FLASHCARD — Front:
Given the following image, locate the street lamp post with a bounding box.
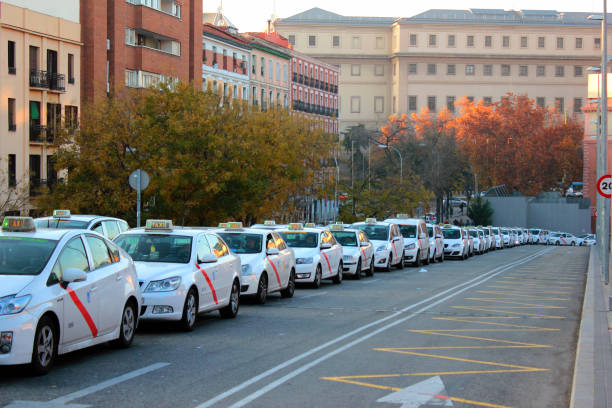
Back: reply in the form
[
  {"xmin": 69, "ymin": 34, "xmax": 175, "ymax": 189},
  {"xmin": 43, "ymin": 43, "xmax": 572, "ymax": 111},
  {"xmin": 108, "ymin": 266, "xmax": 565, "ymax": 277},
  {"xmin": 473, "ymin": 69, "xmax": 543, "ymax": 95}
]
[
  {"xmin": 377, "ymin": 144, "xmax": 403, "ymax": 184},
  {"xmin": 588, "ymin": 65, "xmax": 604, "ymax": 259}
]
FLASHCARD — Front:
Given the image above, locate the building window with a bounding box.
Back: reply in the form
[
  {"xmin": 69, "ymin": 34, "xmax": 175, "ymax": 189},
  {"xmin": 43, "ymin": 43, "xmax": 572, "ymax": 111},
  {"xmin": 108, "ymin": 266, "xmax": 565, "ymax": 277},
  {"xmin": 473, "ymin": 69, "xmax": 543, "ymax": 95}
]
[
  {"xmin": 429, "ymin": 34, "xmax": 437, "ymax": 46},
  {"xmin": 276, "ymin": 61, "xmax": 280, "ymax": 80},
  {"xmin": 8, "ymin": 154, "xmax": 16, "ymax": 188},
  {"xmin": 427, "ymin": 64, "xmax": 436, "ymax": 75},
  {"xmin": 446, "ymin": 96, "xmax": 456, "ymax": 112},
  {"xmin": 351, "ymin": 64, "xmax": 361, "ymax": 76},
  {"xmin": 448, "ymin": 35, "xmax": 455, "ymax": 47},
  {"xmin": 485, "ymin": 36, "xmax": 492, "ymax": 47},
  {"xmin": 483, "ymin": 96, "xmax": 492, "ymax": 105},
  {"xmin": 68, "ymin": 54, "xmax": 74, "ymax": 83},
  {"xmin": 252, "ymin": 55, "xmax": 256, "ymax": 74},
  {"xmin": 376, "ymin": 37, "xmax": 384, "ymax": 49},
  {"xmin": 8, "ymin": 41, "xmax": 16, "ymax": 74},
  {"xmin": 374, "ymin": 64, "xmax": 384, "ymax": 76},
  {"xmin": 350, "ymin": 96, "xmax": 361, "ymax": 113},
  {"xmin": 8, "ymin": 98, "xmax": 16, "ymax": 131},
  {"xmin": 536, "ymin": 97, "xmax": 545, "ymax": 107},
  {"xmin": 555, "ymin": 66, "xmax": 564, "ymax": 77},
  {"xmin": 466, "ymin": 35, "xmax": 474, "ymax": 47},
  {"xmin": 269, "ymin": 59, "xmax": 273, "ymax": 79},
  {"xmin": 519, "ymin": 65, "xmax": 528, "ymax": 76},
  {"xmin": 484, "ymin": 64, "xmax": 493, "ymax": 76},
  {"xmin": 125, "ymin": 28, "xmax": 136, "ymax": 45},
  {"xmin": 555, "ymin": 97, "xmax": 564, "ymax": 112},
  {"xmin": 576, "ymin": 37, "xmax": 583, "ymax": 49},
  {"xmin": 65, "ymin": 105, "xmax": 78, "ymax": 129},
  {"xmin": 502, "ymin": 36, "xmax": 510, "ymax": 48},
  {"xmin": 595, "ymin": 38, "xmax": 601, "ymax": 49},
  {"xmin": 538, "ymin": 36, "xmax": 545, "ymax": 48},
  {"xmin": 409, "ymin": 34, "xmax": 417, "ymax": 46},
  {"xmin": 374, "ymin": 96, "xmax": 384, "ymax": 113},
  {"xmin": 283, "ymin": 64, "xmax": 287, "ymax": 82},
  {"xmin": 427, "ymin": 96, "xmax": 436, "ymax": 111},
  {"xmin": 465, "ymin": 64, "xmax": 475, "ymax": 75},
  {"xmin": 574, "ymin": 98, "xmax": 583, "ymax": 113},
  {"xmin": 574, "ymin": 66, "xmax": 583, "ymax": 77},
  {"xmin": 309, "ymin": 35, "xmax": 316, "ymax": 47},
  {"xmin": 261, "ymin": 57, "xmax": 265, "ymax": 76},
  {"xmin": 447, "ymin": 64, "xmax": 456, "ymax": 75},
  {"xmin": 408, "ymin": 95, "xmax": 417, "ymax": 111},
  {"xmin": 520, "ymin": 36, "xmax": 528, "ymax": 48},
  {"xmin": 288, "ymin": 35, "xmax": 295, "ymax": 46},
  {"xmin": 332, "ymin": 35, "xmax": 340, "ymax": 47},
  {"xmin": 125, "ymin": 69, "xmax": 139, "ymax": 87},
  {"xmin": 556, "ymin": 37, "xmax": 564, "ymax": 49},
  {"xmin": 252, "ymin": 86, "xmax": 257, "ymax": 104},
  {"xmin": 501, "ymin": 64, "xmax": 510, "ymax": 76},
  {"xmin": 351, "ymin": 36, "xmax": 361, "ymax": 49},
  {"xmin": 537, "ymin": 65, "xmax": 545, "ymax": 77},
  {"xmin": 408, "ymin": 63, "xmax": 417, "ymax": 74}
]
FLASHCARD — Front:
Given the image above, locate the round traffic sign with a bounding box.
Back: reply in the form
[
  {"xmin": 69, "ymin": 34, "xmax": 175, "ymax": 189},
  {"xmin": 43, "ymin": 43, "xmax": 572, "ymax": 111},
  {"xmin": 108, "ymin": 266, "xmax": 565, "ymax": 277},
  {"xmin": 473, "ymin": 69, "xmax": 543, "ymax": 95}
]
[
  {"xmin": 129, "ymin": 169, "xmax": 150, "ymax": 191},
  {"xmin": 596, "ymin": 174, "xmax": 612, "ymax": 198}
]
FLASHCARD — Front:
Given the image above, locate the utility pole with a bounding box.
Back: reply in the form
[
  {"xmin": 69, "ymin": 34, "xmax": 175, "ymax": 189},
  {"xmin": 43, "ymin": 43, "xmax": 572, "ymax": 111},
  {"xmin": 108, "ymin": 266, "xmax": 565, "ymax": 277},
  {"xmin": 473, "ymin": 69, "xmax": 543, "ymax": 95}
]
[{"xmin": 604, "ymin": 1, "xmax": 610, "ymax": 284}]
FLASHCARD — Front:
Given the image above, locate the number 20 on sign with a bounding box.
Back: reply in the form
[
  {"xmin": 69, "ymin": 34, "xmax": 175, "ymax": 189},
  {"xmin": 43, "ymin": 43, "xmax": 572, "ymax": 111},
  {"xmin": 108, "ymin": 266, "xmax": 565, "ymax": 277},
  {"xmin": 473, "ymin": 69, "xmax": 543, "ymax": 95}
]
[{"xmin": 597, "ymin": 174, "xmax": 612, "ymax": 198}]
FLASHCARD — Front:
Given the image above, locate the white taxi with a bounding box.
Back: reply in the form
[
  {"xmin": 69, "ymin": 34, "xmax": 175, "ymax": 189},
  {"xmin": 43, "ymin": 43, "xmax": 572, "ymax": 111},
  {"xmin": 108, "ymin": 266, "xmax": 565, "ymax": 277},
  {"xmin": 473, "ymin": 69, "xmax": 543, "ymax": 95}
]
[
  {"xmin": 278, "ymin": 223, "xmax": 343, "ymax": 288},
  {"xmin": 468, "ymin": 229, "xmax": 485, "ymax": 255},
  {"xmin": 216, "ymin": 223, "xmax": 296, "ymax": 304},
  {"xmin": 426, "ymin": 223, "xmax": 444, "ymax": 263},
  {"xmin": 114, "ymin": 220, "xmax": 241, "ymax": 331},
  {"xmin": 492, "ymin": 227, "xmax": 503, "ymax": 249},
  {"xmin": 548, "ymin": 232, "xmax": 577, "ymax": 246},
  {"xmin": 442, "ymin": 225, "xmax": 469, "ymax": 259},
  {"xmin": 353, "ymin": 218, "xmax": 405, "ymax": 270},
  {"xmin": 250, "ymin": 220, "xmax": 287, "ymax": 231},
  {"xmin": 327, "ymin": 224, "xmax": 374, "ymax": 279},
  {"xmin": 35, "ymin": 210, "xmax": 130, "ymax": 240},
  {"xmin": 0, "ymin": 217, "xmax": 141, "ymax": 374},
  {"xmin": 383, "ymin": 215, "xmax": 428, "ymax": 267}
]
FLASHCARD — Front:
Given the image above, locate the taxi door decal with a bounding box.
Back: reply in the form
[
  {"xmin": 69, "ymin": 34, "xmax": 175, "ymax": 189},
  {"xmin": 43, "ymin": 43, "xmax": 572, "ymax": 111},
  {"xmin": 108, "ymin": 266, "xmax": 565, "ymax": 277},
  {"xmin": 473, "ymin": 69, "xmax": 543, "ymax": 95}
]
[
  {"xmin": 321, "ymin": 252, "xmax": 333, "ymax": 275},
  {"xmin": 64, "ymin": 287, "xmax": 98, "ymax": 338},
  {"xmin": 266, "ymin": 257, "xmax": 282, "ymax": 287},
  {"xmin": 195, "ymin": 264, "xmax": 218, "ymax": 304},
  {"xmin": 390, "ymin": 241, "xmax": 398, "ymax": 259},
  {"xmin": 360, "ymin": 247, "xmax": 367, "ymax": 265},
  {"xmin": 560, "ymin": 237, "xmax": 567, "ymax": 245}
]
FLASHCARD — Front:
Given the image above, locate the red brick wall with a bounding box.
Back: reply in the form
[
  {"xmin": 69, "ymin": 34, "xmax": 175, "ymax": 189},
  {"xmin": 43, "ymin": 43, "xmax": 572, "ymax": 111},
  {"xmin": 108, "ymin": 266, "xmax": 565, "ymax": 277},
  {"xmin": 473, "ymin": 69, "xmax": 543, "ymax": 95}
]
[{"xmin": 80, "ymin": 0, "xmax": 108, "ymax": 105}]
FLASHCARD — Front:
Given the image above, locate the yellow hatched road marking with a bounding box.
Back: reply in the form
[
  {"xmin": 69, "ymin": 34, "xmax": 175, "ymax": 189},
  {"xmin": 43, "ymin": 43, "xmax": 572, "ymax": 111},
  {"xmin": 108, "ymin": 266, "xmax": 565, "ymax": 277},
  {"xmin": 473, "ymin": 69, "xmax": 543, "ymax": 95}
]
[
  {"xmin": 451, "ymin": 305, "xmax": 565, "ymax": 318},
  {"xmin": 432, "ymin": 316, "xmax": 559, "ymax": 330},
  {"xmin": 476, "ymin": 291, "xmax": 569, "ymax": 300},
  {"xmin": 463, "ymin": 298, "xmax": 567, "ymax": 308},
  {"xmin": 486, "ymin": 286, "xmax": 570, "ymax": 294}
]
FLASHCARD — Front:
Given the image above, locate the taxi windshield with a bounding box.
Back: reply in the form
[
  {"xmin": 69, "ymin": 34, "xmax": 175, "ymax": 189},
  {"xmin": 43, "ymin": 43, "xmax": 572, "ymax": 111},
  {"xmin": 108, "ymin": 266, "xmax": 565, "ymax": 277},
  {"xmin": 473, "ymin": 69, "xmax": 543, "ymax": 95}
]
[
  {"xmin": 353, "ymin": 225, "xmax": 389, "ymax": 241},
  {"xmin": 398, "ymin": 225, "xmax": 417, "ymax": 239},
  {"xmin": 550, "ymin": 232, "xmax": 561, "ymax": 237},
  {"xmin": 0, "ymin": 236, "xmax": 58, "ymax": 275},
  {"xmin": 427, "ymin": 227, "xmax": 433, "ymax": 237},
  {"xmin": 279, "ymin": 232, "xmax": 318, "ymax": 248},
  {"xmin": 218, "ymin": 233, "xmax": 262, "ymax": 254},
  {"xmin": 35, "ymin": 218, "xmax": 89, "ymax": 229},
  {"xmin": 330, "ymin": 231, "xmax": 357, "ymax": 246},
  {"xmin": 501, "ymin": 229, "xmax": 508, "ymax": 234},
  {"xmin": 530, "ymin": 229, "xmax": 540, "ymax": 234},
  {"xmin": 114, "ymin": 234, "xmax": 192, "ymax": 263},
  {"xmin": 468, "ymin": 230, "xmax": 479, "ymax": 238},
  {"xmin": 442, "ymin": 229, "xmax": 461, "ymax": 239}
]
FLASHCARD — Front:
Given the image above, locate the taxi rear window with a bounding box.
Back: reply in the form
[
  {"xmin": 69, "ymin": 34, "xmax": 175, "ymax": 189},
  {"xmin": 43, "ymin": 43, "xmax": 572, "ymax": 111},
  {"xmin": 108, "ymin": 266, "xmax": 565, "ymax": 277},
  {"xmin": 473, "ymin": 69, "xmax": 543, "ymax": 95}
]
[
  {"xmin": 218, "ymin": 233, "xmax": 262, "ymax": 254},
  {"xmin": 330, "ymin": 231, "xmax": 357, "ymax": 246},
  {"xmin": 468, "ymin": 230, "xmax": 479, "ymax": 238},
  {"xmin": 0, "ymin": 236, "xmax": 58, "ymax": 275},
  {"xmin": 114, "ymin": 234, "xmax": 193, "ymax": 263},
  {"xmin": 398, "ymin": 225, "xmax": 416, "ymax": 239},
  {"xmin": 35, "ymin": 219, "xmax": 90, "ymax": 229},
  {"xmin": 278, "ymin": 232, "xmax": 318, "ymax": 248}
]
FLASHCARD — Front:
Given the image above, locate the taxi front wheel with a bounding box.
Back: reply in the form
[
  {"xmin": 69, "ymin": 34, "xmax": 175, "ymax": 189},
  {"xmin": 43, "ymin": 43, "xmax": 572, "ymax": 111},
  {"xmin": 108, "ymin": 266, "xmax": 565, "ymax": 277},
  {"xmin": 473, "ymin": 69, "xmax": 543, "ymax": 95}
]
[
  {"xmin": 312, "ymin": 265, "xmax": 323, "ymax": 289},
  {"xmin": 220, "ymin": 280, "xmax": 240, "ymax": 318},
  {"xmin": 31, "ymin": 315, "xmax": 57, "ymax": 375},
  {"xmin": 332, "ymin": 263, "xmax": 343, "ymax": 284},
  {"xmin": 180, "ymin": 288, "xmax": 198, "ymax": 331},
  {"xmin": 112, "ymin": 301, "xmax": 137, "ymax": 348},
  {"xmin": 281, "ymin": 270, "xmax": 295, "ymax": 298}
]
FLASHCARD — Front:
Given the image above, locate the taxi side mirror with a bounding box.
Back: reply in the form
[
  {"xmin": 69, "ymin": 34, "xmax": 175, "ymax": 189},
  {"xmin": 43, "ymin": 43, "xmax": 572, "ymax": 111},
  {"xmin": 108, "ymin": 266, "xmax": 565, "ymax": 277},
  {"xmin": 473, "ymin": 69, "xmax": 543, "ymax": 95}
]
[
  {"xmin": 198, "ymin": 254, "xmax": 218, "ymax": 264},
  {"xmin": 360, "ymin": 242, "xmax": 369, "ymax": 247},
  {"xmin": 419, "ymin": 233, "xmax": 427, "ymax": 239},
  {"xmin": 320, "ymin": 243, "xmax": 332, "ymax": 250},
  {"xmin": 63, "ymin": 268, "xmax": 87, "ymax": 284},
  {"xmin": 266, "ymin": 247, "xmax": 280, "ymax": 256}
]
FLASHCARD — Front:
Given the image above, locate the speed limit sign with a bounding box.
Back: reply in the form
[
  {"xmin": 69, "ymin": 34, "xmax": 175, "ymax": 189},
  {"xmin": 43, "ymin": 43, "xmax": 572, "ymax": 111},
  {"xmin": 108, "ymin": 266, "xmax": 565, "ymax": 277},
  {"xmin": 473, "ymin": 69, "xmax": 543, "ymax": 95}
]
[{"xmin": 597, "ymin": 174, "xmax": 612, "ymax": 198}]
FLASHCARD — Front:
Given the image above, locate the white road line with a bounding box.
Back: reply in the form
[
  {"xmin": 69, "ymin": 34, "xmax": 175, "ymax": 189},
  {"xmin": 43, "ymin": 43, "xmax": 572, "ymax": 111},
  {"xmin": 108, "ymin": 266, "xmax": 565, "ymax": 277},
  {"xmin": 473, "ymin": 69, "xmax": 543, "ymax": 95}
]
[
  {"xmin": 361, "ymin": 279, "xmax": 380, "ymax": 284},
  {"xmin": 196, "ymin": 248, "xmax": 550, "ymax": 408},
  {"xmin": 226, "ymin": 249, "xmax": 552, "ymax": 408},
  {"xmin": 50, "ymin": 362, "xmax": 170, "ymax": 405},
  {"xmin": 298, "ymin": 292, "xmax": 328, "ymax": 299}
]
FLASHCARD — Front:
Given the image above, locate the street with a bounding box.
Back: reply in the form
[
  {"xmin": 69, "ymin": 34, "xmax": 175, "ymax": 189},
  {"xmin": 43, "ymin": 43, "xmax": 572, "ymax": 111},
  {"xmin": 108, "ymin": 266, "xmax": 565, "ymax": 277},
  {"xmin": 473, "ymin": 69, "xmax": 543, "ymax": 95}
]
[{"xmin": 1, "ymin": 245, "xmax": 588, "ymax": 408}]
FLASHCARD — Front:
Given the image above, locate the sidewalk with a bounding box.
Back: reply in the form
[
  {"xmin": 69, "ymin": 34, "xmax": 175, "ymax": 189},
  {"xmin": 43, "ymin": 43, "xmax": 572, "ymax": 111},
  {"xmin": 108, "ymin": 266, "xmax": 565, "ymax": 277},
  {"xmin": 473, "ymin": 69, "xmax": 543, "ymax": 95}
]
[{"xmin": 570, "ymin": 248, "xmax": 612, "ymax": 408}]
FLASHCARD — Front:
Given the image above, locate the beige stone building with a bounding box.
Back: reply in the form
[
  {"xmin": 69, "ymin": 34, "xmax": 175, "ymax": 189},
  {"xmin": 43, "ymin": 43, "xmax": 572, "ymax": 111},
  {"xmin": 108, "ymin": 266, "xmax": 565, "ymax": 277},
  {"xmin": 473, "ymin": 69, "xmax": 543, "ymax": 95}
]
[
  {"xmin": 0, "ymin": 0, "xmax": 81, "ymax": 214},
  {"xmin": 274, "ymin": 8, "xmax": 607, "ymax": 133}
]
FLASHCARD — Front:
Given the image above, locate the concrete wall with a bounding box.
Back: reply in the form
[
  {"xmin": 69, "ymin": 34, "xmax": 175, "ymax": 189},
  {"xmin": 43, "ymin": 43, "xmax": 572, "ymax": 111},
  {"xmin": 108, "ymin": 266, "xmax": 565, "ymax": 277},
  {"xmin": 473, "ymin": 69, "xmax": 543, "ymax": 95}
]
[
  {"xmin": 2, "ymin": 0, "xmax": 80, "ymax": 23},
  {"xmin": 486, "ymin": 197, "xmax": 529, "ymax": 228}
]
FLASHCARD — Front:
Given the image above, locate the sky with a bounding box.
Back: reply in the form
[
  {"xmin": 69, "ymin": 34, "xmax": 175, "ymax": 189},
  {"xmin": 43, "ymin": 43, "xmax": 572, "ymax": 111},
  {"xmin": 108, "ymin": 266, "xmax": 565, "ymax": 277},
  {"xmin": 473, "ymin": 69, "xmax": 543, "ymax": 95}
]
[{"xmin": 203, "ymin": 0, "xmax": 608, "ymax": 33}]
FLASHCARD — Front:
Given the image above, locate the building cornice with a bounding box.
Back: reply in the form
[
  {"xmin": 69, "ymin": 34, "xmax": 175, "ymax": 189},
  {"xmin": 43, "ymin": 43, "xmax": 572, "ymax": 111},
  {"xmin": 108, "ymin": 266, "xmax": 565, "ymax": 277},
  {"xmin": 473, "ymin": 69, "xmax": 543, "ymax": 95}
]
[
  {"xmin": 202, "ymin": 31, "xmax": 252, "ymax": 51},
  {"xmin": 1, "ymin": 23, "xmax": 82, "ymax": 45}
]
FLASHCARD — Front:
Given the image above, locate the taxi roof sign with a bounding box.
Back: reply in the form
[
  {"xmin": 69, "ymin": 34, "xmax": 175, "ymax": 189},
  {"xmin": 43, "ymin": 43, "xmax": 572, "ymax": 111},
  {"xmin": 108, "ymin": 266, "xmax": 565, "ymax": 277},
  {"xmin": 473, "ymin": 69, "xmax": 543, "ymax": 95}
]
[
  {"xmin": 218, "ymin": 222, "xmax": 229, "ymax": 228},
  {"xmin": 288, "ymin": 223, "xmax": 304, "ymax": 230},
  {"xmin": 2, "ymin": 217, "xmax": 36, "ymax": 232},
  {"xmin": 328, "ymin": 224, "xmax": 344, "ymax": 231},
  {"xmin": 53, "ymin": 210, "xmax": 71, "ymax": 218},
  {"xmin": 145, "ymin": 219, "xmax": 173, "ymax": 231},
  {"xmin": 396, "ymin": 213, "xmax": 409, "ymax": 219},
  {"xmin": 263, "ymin": 220, "xmax": 276, "ymax": 225},
  {"xmin": 226, "ymin": 222, "xmax": 243, "ymax": 229},
  {"xmin": 365, "ymin": 218, "xmax": 377, "ymax": 224},
  {"xmin": 304, "ymin": 223, "xmax": 316, "ymax": 228}
]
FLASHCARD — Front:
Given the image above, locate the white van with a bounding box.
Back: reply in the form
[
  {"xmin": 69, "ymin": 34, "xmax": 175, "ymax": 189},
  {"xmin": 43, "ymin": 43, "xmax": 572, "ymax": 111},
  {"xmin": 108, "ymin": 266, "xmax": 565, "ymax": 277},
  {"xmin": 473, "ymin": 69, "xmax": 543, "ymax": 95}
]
[{"xmin": 383, "ymin": 215, "xmax": 429, "ymax": 266}]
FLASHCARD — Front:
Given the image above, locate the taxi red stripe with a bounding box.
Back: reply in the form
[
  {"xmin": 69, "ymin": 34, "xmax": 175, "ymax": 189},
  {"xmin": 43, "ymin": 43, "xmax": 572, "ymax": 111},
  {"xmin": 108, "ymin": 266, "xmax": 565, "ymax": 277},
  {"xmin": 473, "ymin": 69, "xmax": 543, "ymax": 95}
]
[
  {"xmin": 321, "ymin": 252, "xmax": 333, "ymax": 275},
  {"xmin": 266, "ymin": 257, "xmax": 282, "ymax": 287},
  {"xmin": 391, "ymin": 241, "xmax": 398, "ymax": 259},
  {"xmin": 195, "ymin": 264, "xmax": 218, "ymax": 304},
  {"xmin": 65, "ymin": 287, "xmax": 98, "ymax": 338}
]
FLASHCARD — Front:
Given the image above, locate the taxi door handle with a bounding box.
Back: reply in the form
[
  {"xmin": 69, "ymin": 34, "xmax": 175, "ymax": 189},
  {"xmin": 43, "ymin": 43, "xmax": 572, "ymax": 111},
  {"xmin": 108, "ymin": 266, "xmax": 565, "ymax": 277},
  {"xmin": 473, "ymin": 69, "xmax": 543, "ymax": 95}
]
[
  {"xmin": 57, "ymin": 297, "xmax": 63, "ymax": 303},
  {"xmin": 90, "ymin": 286, "xmax": 98, "ymax": 293},
  {"xmin": 116, "ymin": 275, "xmax": 122, "ymax": 281}
]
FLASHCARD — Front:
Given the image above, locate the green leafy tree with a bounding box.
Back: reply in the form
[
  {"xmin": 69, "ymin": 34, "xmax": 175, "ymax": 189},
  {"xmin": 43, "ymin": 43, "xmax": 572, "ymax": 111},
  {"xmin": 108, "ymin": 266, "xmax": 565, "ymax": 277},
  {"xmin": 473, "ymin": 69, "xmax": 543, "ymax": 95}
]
[{"xmin": 467, "ymin": 196, "xmax": 494, "ymax": 225}]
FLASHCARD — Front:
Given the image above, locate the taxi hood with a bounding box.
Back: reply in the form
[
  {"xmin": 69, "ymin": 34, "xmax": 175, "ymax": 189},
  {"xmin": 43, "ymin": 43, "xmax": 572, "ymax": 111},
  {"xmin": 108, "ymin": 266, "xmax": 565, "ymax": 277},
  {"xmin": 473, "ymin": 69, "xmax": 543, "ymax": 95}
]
[
  {"xmin": 291, "ymin": 247, "xmax": 318, "ymax": 258},
  {"xmin": 0, "ymin": 275, "xmax": 36, "ymax": 297},
  {"xmin": 369, "ymin": 239, "xmax": 388, "ymax": 248},
  {"xmin": 133, "ymin": 262, "xmax": 189, "ymax": 282},
  {"xmin": 238, "ymin": 253, "xmax": 262, "ymax": 267}
]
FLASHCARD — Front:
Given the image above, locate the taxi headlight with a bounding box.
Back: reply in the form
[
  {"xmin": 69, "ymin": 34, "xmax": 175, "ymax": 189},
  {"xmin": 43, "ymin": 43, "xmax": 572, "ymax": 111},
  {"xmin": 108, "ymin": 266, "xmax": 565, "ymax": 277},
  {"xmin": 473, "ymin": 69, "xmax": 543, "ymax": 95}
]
[
  {"xmin": 406, "ymin": 243, "xmax": 416, "ymax": 250},
  {"xmin": 241, "ymin": 264, "xmax": 254, "ymax": 276},
  {"xmin": 145, "ymin": 277, "xmax": 181, "ymax": 292},
  {"xmin": 452, "ymin": 243, "xmax": 461, "ymax": 248},
  {"xmin": 296, "ymin": 257, "xmax": 313, "ymax": 264},
  {"xmin": 0, "ymin": 295, "xmax": 31, "ymax": 315},
  {"xmin": 376, "ymin": 245, "xmax": 386, "ymax": 252}
]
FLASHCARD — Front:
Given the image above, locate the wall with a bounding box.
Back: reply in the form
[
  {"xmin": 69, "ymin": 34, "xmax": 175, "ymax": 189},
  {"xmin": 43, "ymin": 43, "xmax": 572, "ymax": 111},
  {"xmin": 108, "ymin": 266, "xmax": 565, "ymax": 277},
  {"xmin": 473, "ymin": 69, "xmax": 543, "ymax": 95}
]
[{"xmin": 2, "ymin": 0, "xmax": 80, "ymax": 23}]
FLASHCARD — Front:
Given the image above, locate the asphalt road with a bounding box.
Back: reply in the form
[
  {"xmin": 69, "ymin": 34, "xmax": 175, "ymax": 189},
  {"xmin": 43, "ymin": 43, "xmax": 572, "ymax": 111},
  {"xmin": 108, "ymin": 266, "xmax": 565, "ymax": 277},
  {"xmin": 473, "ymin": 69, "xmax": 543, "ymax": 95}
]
[{"xmin": 1, "ymin": 245, "xmax": 588, "ymax": 408}]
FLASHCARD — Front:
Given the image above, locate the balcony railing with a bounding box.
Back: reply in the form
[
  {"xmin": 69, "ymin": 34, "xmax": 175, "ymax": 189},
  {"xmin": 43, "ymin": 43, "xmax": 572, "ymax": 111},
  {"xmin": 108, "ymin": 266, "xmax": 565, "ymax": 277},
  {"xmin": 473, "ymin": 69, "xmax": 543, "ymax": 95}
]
[
  {"xmin": 291, "ymin": 100, "xmax": 338, "ymax": 117},
  {"xmin": 299, "ymin": 74, "xmax": 304, "ymax": 84},
  {"xmin": 48, "ymin": 73, "xmax": 66, "ymax": 92},
  {"xmin": 293, "ymin": 72, "xmax": 298, "ymax": 82},
  {"xmin": 30, "ymin": 70, "xmax": 48, "ymax": 88},
  {"xmin": 29, "ymin": 125, "xmax": 54, "ymax": 143},
  {"xmin": 29, "ymin": 70, "xmax": 66, "ymax": 92}
]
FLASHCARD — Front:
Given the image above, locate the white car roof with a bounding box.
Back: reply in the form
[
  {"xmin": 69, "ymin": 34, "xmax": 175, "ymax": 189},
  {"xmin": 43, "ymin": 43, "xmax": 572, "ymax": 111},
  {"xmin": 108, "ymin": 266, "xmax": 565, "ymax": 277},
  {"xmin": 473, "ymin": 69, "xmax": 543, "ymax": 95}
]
[
  {"xmin": 278, "ymin": 227, "xmax": 323, "ymax": 233},
  {"xmin": 0, "ymin": 229, "xmax": 74, "ymax": 240},
  {"xmin": 383, "ymin": 218, "xmax": 422, "ymax": 224},
  {"xmin": 35, "ymin": 215, "xmax": 125, "ymax": 224},
  {"xmin": 119, "ymin": 227, "xmax": 205, "ymax": 237},
  {"xmin": 219, "ymin": 228, "xmax": 274, "ymax": 235}
]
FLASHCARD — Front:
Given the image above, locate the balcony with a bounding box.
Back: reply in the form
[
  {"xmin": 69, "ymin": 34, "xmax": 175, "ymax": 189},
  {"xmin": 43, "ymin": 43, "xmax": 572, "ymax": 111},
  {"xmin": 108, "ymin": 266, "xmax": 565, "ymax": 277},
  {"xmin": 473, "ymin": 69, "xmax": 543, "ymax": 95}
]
[
  {"xmin": 29, "ymin": 125, "xmax": 53, "ymax": 143},
  {"xmin": 48, "ymin": 73, "xmax": 66, "ymax": 92},
  {"xmin": 29, "ymin": 70, "xmax": 66, "ymax": 92},
  {"xmin": 315, "ymin": 79, "xmax": 319, "ymax": 89},
  {"xmin": 299, "ymin": 74, "xmax": 303, "ymax": 84},
  {"xmin": 293, "ymin": 72, "xmax": 298, "ymax": 82},
  {"xmin": 30, "ymin": 70, "xmax": 48, "ymax": 88},
  {"xmin": 310, "ymin": 78, "xmax": 315, "ymax": 87}
]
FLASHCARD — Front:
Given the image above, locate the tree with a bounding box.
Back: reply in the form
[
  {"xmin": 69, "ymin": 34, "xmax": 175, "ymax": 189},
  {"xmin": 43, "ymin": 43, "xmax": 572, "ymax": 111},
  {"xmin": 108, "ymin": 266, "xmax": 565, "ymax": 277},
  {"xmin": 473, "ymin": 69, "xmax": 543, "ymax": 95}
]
[
  {"xmin": 454, "ymin": 94, "xmax": 583, "ymax": 195},
  {"xmin": 468, "ymin": 196, "xmax": 494, "ymax": 225}
]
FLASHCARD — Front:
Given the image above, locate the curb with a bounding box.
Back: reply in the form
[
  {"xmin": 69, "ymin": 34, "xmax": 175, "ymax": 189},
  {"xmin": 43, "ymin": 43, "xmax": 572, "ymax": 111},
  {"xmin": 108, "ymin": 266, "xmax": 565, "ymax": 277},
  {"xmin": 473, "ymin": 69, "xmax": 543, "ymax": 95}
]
[{"xmin": 569, "ymin": 248, "xmax": 595, "ymax": 408}]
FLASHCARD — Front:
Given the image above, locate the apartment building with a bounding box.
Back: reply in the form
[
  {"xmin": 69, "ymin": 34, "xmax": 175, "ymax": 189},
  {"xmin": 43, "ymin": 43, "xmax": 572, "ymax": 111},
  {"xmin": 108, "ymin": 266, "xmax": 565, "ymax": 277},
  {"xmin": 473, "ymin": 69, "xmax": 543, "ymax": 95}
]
[
  {"xmin": 0, "ymin": 0, "xmax": 81, "ymax": 213},
  {"xmin": 274, "ymin": 8, "xmax": 606, "ymax": 132},
  {"xmin": 80, "ymin": 0, "xmax": 202, "ymax": 104}
]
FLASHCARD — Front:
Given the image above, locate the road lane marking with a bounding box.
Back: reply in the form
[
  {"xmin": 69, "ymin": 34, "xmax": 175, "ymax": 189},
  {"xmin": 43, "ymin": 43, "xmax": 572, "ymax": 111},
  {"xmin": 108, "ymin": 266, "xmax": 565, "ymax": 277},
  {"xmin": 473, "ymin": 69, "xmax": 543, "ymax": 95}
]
[
  {"xmin": 202, "ymin": 248, "xmax": 552, "ymax": 408},
  {"xmin": 463, "ymin": 298, "xmax": 567, "ymax": 308},
  {"xmin": 451, "ymin": 305, "xmax": 565, "ymax": 319},
  {"xmin": 476, "ymin": 291, "xmax": 569, "ymax": 300}
]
